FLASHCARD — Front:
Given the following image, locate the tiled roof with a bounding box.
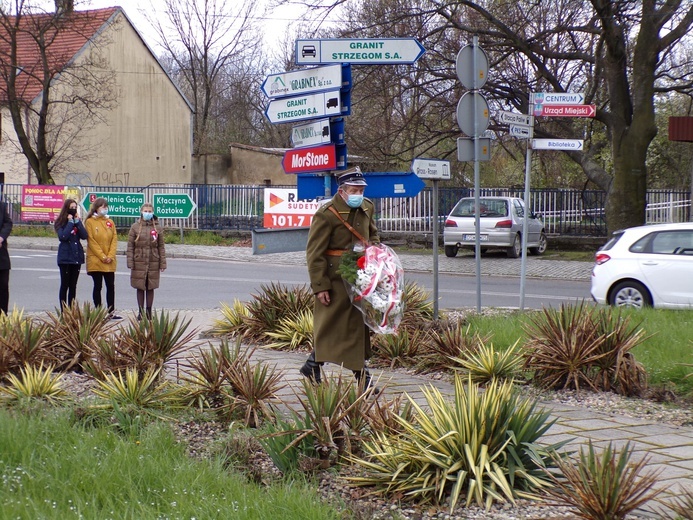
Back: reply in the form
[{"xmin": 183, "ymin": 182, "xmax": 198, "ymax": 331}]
[{"xmin": 0, "ymin": 7, "xmax": 118, "ymax": 102}]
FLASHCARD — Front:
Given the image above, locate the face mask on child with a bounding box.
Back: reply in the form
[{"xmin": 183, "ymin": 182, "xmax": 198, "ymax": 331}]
[
  {"xmin": 142, "ymin": 212, "xmax": 154, "ymax": 221},
  {"xmin": 98, "ymin": 208, "xmax": 108, "ymax": 216}
]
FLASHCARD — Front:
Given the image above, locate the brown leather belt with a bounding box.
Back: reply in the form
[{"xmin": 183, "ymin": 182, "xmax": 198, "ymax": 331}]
[{"xmin": 324, "ymin": 249, "xmax": 347, "ymax": 256}]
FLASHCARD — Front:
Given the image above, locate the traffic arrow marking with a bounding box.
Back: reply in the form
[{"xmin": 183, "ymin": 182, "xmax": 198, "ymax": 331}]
[{"xmin": 295, "ymin": 38, "xmax": 425, "ymax": 65}]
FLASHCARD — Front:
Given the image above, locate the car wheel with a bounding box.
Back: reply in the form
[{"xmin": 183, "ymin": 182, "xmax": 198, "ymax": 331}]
[
  {"xmin": 506, "ymin": 234, "xmax": 521, "ymax": 258},
  {"xmin": 609, "ymin": 281, "xmax": 652, "ymax": 309},
  {"xmin": 444, "ymin": 245, "xmax": 458, "ymax": 258},
  {"xmin": 529, "ymin": 232, "xmax": 547, "ymax": 255}
]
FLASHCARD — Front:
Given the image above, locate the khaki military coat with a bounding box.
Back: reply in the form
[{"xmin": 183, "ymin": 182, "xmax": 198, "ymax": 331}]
[
  {"xmin": 306, "ymin": 193, "xmax": 379, "ymax": 371},
  {"xmin": 126, "ymin": 218, "xmax": 167, "ymax": 290}
]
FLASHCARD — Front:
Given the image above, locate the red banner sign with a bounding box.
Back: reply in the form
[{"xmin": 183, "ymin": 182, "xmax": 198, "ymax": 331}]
[
  {"xmin": 282, "ymin": 144, "xmax": 336, "ymax": 174},
  {"xmin": 534, "ymin": 104, "xmax": 596, "ymax": 118}
]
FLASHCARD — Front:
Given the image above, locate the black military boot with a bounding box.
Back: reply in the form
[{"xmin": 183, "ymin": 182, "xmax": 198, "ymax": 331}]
[
  {"xmin": 353, "ymin": 368, "xmax": 379, "ymax": 395},
  {"xmin": 300, "ymin": 351, "xmax": 323, "ymax": 384}
]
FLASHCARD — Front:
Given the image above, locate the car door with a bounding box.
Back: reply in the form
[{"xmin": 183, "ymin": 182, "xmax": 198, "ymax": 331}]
[
  {"xmin": 513, "ymin": 199, "xmax": 541, "ymax": 245},
  {"xmin": 633, "ymin": 230, "xmax": 693, "ymax": 306}
]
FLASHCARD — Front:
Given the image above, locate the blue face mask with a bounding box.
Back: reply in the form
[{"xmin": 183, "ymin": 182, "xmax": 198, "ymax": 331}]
[
  {"xmin": 346, "ymin": 194, "xmax": 364, "ymax": 208},
  {"xmin": 142, "ymin": 212, "xmax": 154, "ymax": 221}
]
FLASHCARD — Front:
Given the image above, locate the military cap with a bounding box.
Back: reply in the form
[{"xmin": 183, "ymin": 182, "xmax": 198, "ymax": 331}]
[{"xmin": 337, "ymin": 167, "xmax": 367, "ymax": 186}]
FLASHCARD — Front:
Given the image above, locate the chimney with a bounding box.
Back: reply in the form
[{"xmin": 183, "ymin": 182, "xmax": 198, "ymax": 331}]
[{"xmin": 55, "ymin": 0, "xmax": 74, "ymax": 15}]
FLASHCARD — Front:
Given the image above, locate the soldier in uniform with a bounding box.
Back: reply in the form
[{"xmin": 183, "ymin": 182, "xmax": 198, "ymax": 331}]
[{"xmin": 300, "ymin": 167, "xmax": 379, "ymax": 390}]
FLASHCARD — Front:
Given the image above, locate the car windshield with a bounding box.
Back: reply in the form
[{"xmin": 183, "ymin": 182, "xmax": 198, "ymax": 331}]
[{"xmin": 450, "ymin": 199, "xmax": 508, "ymax": 218}]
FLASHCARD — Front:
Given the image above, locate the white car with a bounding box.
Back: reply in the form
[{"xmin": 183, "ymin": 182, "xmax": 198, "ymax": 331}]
[
  {"xmin": 591, "ymin": 222, "xmax": 693, "ymax": 308},
  {"xmin": 443, "ymin": 196, "xmax": 547, "ymax": 258}
]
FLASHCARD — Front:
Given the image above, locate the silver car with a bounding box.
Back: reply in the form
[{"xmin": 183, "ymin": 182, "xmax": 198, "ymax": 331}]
[{"xmin": 443, "ymin": 196, "xmax": 547, "ymax": 258}]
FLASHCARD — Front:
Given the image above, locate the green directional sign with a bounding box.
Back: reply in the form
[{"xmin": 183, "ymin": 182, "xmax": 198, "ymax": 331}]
[
  {"xmin": 81, "ymin": 192, "xmax": 144, "ymax": 217},
  {"xmin": 153, "ymin": 193, "xmax": 197, "ymax": 219}
]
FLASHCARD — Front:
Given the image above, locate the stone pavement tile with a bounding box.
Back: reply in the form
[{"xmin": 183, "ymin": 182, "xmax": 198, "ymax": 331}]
[
  {"xmin": 576, "ymin": 438, "xmax": 665, "ymax": 453},
  {"xmin": 555, "ymin": 417, "xmax": 627, "ymax": 431},
  {"xmin": 622, "ymin": 424, "xmax": 692, "ymax": 436},
  {"xmin": 544, "ymin": 422, "xmax": 576, "ymax": 435},
  {"xmin": 655, "ymin": 464, "xmax": 693, "ymax": 480},
  {"xmin": 548, "ymin": 408, "xmax": 615, "ymax": 421},
  {"xmin": 565, "ymin": 426, "xmax": 641, "ymax": 441},
  {"xmin": 669, "ymin": 459, "xmax": 693, "ymax": 471},
  {"xmin": 539, "ymin": 433, "xmax": 576, "ymax": 446},
  {"xmin": 601, "ymin": 414, "xmax": 662, "ymax": 426},
  {"xmin": 650, "ymin": 445, "xmax": 693, "ymax": 459},
  {"xmin": 634, "ymin": 434, "xmax": 693, "ymax": 448}
]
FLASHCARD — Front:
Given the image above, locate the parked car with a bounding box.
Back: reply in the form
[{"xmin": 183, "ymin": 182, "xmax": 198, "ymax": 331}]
[
  {"xmin": 443, "ymin": 197, "xmax": 547, "ymax": 258},
  {"xmin": 591, "ymin": 222, "xmax": 693, "ymax": 309}
]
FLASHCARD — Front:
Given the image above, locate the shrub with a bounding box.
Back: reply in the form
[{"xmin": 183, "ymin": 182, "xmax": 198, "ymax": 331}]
[
  {"xmin": 243, "ymin": 282, "xmax": 313, "ymax": 340},
  {"xmin": 225, "ymin": 356, "xmax": 286, "ymax": 428},
  {"xmin": 0, "ymin": 362, "xmax": 68, "ymax": 405},
  {"xmin": 209, "ymin": 299, "xmax": 250, "ymax": 337},
  {"xmin": 264, "ymin": 309, "xmax": 314, "ymax": 351},
  {"xmin": 348, "ymin": 375, "xmax": 567, "ymax": 511},
  {"xmin": 400, "ymin": 281, "xmax": 434, "ymax": 325},
  {"xmin": 370, "ymin": 327, "xmax": 423, "ymax": 369},
  {"xmin": 416, "ymin": 319, "xmax": 488, "ymax": 373},
  {"xmin": 451, "ymin": 340, "xmax": 524, "ymax": 384},
  {"xmin": 0, "ymin": 309, "xmax": 49, "ymax": 372},
  {"xmin": 544, "ymin": 441, "xmax": 663, "ymax": 520}
]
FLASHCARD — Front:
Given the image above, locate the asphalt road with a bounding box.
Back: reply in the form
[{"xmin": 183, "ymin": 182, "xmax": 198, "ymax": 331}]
[{"xmin": 10, "ymin": 248, "xmax": 591, "ymax": 314}]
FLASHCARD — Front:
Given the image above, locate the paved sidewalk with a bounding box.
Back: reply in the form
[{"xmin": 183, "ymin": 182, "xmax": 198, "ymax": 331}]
[{"xmin": 12, "ymin": 236, "xmax": 691, "ymax": 514}]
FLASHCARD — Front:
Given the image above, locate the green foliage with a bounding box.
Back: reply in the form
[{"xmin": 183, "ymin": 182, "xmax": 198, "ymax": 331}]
[
  {"xmin": 0, "ymin": 309, "xmax": 49, "ymax": 373},
  {"xmin": 523, "ymin": 303, "xmax": 648, "ymax": 396},
  {"xmin": 336, "ymin": 249, "xmax": 364, "ymax": 285},
  {"xmin": 371, "ymin": 326, "xmax": 423, "ymax": 369},
  {"xmin": 258, "ymin": 416, "xmax": 315, "ymax": 474},
  {"xmin": 451, "ymin": 340, "xmax": 524, "ymax": 384},
  {"xmin": 348, "ymin": 375, "xmax": 567, "ymax": 512},
  {"xmin": 209, "ymin": 299, "xmax": 250, "ymax": 337},
  {"xmin": 416, "ymin": 319, "xmax": 488, "ymax": 373},
  {"xmin": 0, "ymin": 362, "xmax": 68, "ymax": 405},
  {"xmin": 244, "ymin": 282, "xmax": 313, "ymax": 340},
  {"xmin": 264, "ymin": 309, "xmax": 314, "ymax": 351},
  {"xmin": 401, "ymin": 280, "xmax": 434, "ymax": 324},
  {"xmin": 544, "ymin": 441, "xmax": 663, "ymax": 520}
]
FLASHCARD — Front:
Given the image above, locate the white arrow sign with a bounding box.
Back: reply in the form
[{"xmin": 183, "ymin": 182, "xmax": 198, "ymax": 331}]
[
  {"xmin": 532, "ymin": 138, "xmax": 584, "ymax": 151},
  {"xmin": 261, "ymin": 65, "xmax": 343, "ymax": 99},
  {"xmin": 265, "ymin": 91, "xmax": 341, "ymax": 124},
  {"xmin": 411, "ymin": 158, "xmax": 451, "ymax": 180},
  {"xmin": 295, "ymin": 38, "xmax": 425, "ymax": 65},
  {"xmin": 509, "ymin": 124, "xmax": 532, "ymax": 139},
  {"xmin": 499, "ymin": 110, "xmax": 532, "ymax": 127},
  {"xmin": 532, "ymin": 92, "xmax": 585, "ymax": 105},
  {"xmin": 291, "ymin": 119, "xmax": 331, "ymax": 148}
]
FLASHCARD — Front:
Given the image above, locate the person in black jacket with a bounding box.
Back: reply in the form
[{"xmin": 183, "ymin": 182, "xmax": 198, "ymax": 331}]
[
  {"xmin": 0, "ymin": 200, "xmax": 12, "ymax": 314},
  {"xmin": 54, "ymin": 199, "xmax": 88, "ymax": 308}
]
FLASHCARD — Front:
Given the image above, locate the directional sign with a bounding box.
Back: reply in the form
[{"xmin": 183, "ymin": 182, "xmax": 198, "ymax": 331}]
[
  {"xmin": 295, "ymin": 38, "xmax": 425, "ymax": 65},
  {"xmin": 532, "ymin": 139, "xmax": 584, "ymax": 151},
  {"xmin": 291, "ymin": 119, "xmax": 331, "ymax": 148},
  {"xmin": 456, "ymin": 91, "xmax": 490, "ymax": 136},
  {"xmin": 455, "ymin": 44, "xmax": 488, "ymax": 90},
  {"xmin": 297, "ymin": 172, "xmax": 425, "ymax": 200},
  {"xmin": 534, "ymin": 104, "xmax": 596, "ymax": 118},
  {"xmin": 457, "ymin": 138, "xmax": 491, "ymax": 162},
  {"xmin": 282, "ymin": 144, "xmax": 337, "ymax": 174},
  {"xmin": 533, "ymin": 92, "xmax": 585, "ymax": 105},
  {"xmin": 411, "ymin": 158, "xmax": 451, "ymax": 180},
  {"xmin": 499, "ymin": 110, "xmax": 532, "ymax": 127},
  {"xmin": 81, "ymin": 192, "xmax": 144, "ymax": 218},
  {"xmin": 509, "ymin": 124, "xmax": 532, "ymax": 138},
  {"xmin": 261, "ymin": 64, "xmax": 344, "ymax": 99},
  {"xmin": 265, "ymin": 90, "xmax": 342, "ymax": 124},
  {"xmin": 153, "ymin": 193, "xmax": 197, "ymax": 218}
]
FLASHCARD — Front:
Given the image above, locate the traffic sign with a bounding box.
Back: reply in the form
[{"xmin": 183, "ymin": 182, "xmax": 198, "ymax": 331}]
[
  {"xmin": 457, "ymin": 138, "xmax": 491, "ymax": 162},
  {"xmin": 509, "ymin": 124, "xmax": 532, "ymax": 138},
  {"xmin": 532, "ymin": 138, "xmax": 584, "ymax": 151},
  {"xmin": 499, "ymin": 110, "xmax": 532, "ymax": 126},
  {"xmin": 261, "ymin": 64, "xmax": 345, "ymax": 99},
  {"xmin": 265, "ymin": 90, "xmax": 342, "ymax": 124},
  {"xmin": 533, "ymin": 92, "xmax": 585, "ymax": 105},
  {"xmin": 534, "ymin": 104, "xmax": 596, "ymax": 118},
  {"xmin": 455, "ymin": 44, "xmax": 488, "ymax": 90},
  {"xmin": 411, "ymin": 158, "xmax": 451, "ymax": 180},
  {"xmin": 456, "ymin": 91, "xmax": 490, "ymax": 136},
  {"xmin": 81, "ymin": 192, "xmax": 144, "ymax": 218},
  {"xmin": 297, "ymin": 172, "xmax": 425, "ymax": 200},
  {"xmin": 295, "ymin": 38, "xmax": 425, "ymax": 65},
  {"xmin": 153, "ymin": 193, "xmax": 196, "ymax": 218},
  {"xmin": 291, "ymin": 119, "xmax": 331, "ymax": 148},
  {"xmin": 282, "ymin": 144, "xmax": 337, "ymax": 174}
]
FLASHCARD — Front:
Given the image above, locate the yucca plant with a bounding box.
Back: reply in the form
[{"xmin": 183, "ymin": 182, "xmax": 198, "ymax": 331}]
[
  {"xmin": 209, "ymin": 299, "xmax": 251, "ymax": 337},
  {"xmin": 364, "ymin": 392, "xmax": 415, "ymax": 436},
  {"xmin": 258, "ymin": 415, "xmax": 316, "ymax": 474},
  {"xmin": 451, "ymin": 340, "xmax": 524, "ymax": 384},
  {"xmin": 370, "ymin": 327, "xmax": 422, "ymax": 369},
  {"xmin": 225, "ymin": 357, "xmax": 286, "ymax": 428},
  {"xmin": 114, "ymin": 311, "xmax": 198, "ymax": 378},
  {"xmin": 590, "ymin": 309, "xmax": 649, "ymax": 396},
  {"xmin": 244, "ymin": 282, "xmax": 313, "ymax": 340},
  {"xmin": 544, "ymin": 441, "xmax": 663, "ymax": 520},
  {"xmin": 400, "ymin": 280, "xmax": 433, "ymax": 325},
  {"xmin": 93, "ymin": 367, "xmax": 186, "ymax": 417},
  {"xmin": 0, "ymin": 309, "xmax": 49, "ymax": 371},
  {"xmin": 181, "ymin": 338, "xmax": 246, "ymax": 413},
  {"xmin": 348, "ymin": 375, "xmax": 568, "ymax": 512},
  {"xmin": 664, "ymin": 486, "xmax": 693, "ymax": 519},
  {"xmin": 416, "ymin": 320, "xmax": 487, "ymax": 373},
  {"xmin": 0, "ymin": 362, "xmax": 68, "ymax": 405},
  {"xmin": 264, "ymin": 309, "xmax": 314, "ymax": 351},
  {"xmin": 42, "ymin": 302, "xmax": 114, "ymax": 371},
  {"xmin": 523, "ymin": 303, "xmax": 609, "ymax": 391}
]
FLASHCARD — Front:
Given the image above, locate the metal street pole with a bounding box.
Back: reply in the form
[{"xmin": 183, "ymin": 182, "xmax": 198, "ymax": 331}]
[
  {"xmin": 473, "ymin": 35, "xmax": 481, "ymax": 313},
  {"xmin": 432, "ymin": 179, "xmax": 440, "ymax": 319},
  {"xmin": 519, "ymin": 95, "xmax": 535, "ymax": 310}
]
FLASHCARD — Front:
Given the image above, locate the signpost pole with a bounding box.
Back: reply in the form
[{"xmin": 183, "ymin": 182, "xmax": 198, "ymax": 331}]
[
  {"xmin": 432, "ymin": 179, "xmax": 439, "ymax": 320},
  {"xmin": 472, "ymin": 35, "xmax": 482, "ymax": 313},
  {"xmin": 519, "ymin": 96, "xmax": 534, "ymax": 310}
]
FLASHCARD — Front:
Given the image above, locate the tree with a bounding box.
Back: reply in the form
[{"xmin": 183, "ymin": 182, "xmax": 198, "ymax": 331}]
[
  {"xmin": 147, "ymin": 0, "xmax": 263, "ymax": 155},
  {"xmin": 0, "ymin": 0, "xmax": 117, "ymax": 185}
]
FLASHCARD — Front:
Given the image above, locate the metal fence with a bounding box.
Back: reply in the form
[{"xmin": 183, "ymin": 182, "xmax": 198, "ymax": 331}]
[{"xmin": 2, "ymin": 183, "xmax": 690, "ymax": 237}]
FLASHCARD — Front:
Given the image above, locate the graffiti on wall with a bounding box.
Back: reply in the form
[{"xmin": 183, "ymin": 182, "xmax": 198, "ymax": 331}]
[{"xmin": 61, "ymin": 171, "xmax": 132, "ymax": 187}]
